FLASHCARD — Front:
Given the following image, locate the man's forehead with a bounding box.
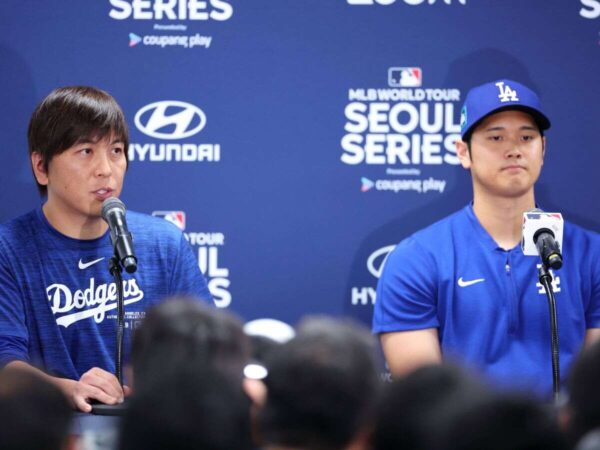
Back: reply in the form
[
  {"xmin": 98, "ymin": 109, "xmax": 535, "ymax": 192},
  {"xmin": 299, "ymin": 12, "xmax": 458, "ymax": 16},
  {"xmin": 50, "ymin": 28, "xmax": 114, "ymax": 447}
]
[
  {"xmin": 74, "ymin": 131, "xmax": 125, "ymax": 145},
  {"xmin": 476, "ymin": 109, "xmax": 538, "ymax": 131}
]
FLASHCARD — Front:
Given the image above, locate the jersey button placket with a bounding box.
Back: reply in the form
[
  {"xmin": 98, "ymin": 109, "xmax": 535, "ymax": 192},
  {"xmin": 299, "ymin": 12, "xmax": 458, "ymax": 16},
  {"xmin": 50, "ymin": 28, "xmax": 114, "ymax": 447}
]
[{"xmin": 505, "ymin": 251, "xmax": 518, "ymax": 335}]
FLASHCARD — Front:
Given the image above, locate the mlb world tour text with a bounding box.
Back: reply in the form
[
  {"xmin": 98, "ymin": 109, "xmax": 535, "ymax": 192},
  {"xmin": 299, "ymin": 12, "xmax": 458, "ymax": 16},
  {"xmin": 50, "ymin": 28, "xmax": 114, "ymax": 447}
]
[{"xmin": 341, "ymin": 88, "xmax": 462, "ymax": 166}]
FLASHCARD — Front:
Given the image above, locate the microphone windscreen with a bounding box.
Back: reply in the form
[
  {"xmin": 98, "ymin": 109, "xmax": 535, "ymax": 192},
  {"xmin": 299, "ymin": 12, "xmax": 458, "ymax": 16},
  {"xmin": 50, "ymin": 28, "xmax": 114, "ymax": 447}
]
[{"xmin": 101, "ymin": 197, "xmax": 126, "ymax": 222}]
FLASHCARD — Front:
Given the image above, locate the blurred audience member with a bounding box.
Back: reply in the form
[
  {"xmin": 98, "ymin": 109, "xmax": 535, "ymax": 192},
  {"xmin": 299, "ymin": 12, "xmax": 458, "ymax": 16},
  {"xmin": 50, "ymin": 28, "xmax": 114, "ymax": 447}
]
[
  {"xmin": 433, "ymin": 393, "xmax": 568, "ymax": 450},
  {"xmin": 119, "ymin": 366, "xmax": 253, "ymax": 450},
  {"xmin": 259, "ymin": 316, "xmax": 381, "ymax": 450},
  {"xmin": 129, "ymin": 296, "xmax": 250, "ymax": 392},
  {"xmin": 566, "ymin": 339, "xmax": 600, "ymax": 448},
  {"xmin": 0, "ymin": 369, "xmax": 73, "ymax": 450},
  {"xmin": 374, "ymin": 364, "xmax": 487, "ymax": 450}
]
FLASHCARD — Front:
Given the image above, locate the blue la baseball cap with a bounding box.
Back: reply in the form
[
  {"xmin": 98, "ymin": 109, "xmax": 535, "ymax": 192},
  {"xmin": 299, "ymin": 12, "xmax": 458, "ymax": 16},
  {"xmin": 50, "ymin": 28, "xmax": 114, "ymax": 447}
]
[{"xmin": 460, "ymin": 79, "xmax": 551, "ymax": 139}]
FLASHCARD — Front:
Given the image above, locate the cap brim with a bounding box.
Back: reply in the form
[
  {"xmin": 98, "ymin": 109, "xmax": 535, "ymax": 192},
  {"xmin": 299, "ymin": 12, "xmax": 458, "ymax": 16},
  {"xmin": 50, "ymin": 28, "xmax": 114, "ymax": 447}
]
[{"xmin": 462, "ymin": 105, "xmax": 551, "ymax": 140}]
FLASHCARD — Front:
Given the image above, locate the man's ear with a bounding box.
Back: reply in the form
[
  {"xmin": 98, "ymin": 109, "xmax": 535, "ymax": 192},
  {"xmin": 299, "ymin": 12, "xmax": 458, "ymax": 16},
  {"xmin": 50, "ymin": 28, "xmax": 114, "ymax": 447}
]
[
  {"xmin": 541, "ymin": 136, "xmax": 546, "ymax": 165},
  {"xmin": 456, "ymin": 139, "xmax": 472, "ymax": 170},
  {"xmin": 31, "ymin": 152, "xmax": 49, "ymax": 186}
]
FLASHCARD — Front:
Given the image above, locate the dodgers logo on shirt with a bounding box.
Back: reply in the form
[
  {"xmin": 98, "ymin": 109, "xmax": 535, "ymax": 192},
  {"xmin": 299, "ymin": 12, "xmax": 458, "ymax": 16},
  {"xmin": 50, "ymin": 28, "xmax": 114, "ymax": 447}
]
[
  {"xmin": 48, "ymin": 277, "xmax": 145, "ymax": 328},
  {"xmin": 536, "ymin": 265, "xmax": 561, "ymax": 294}
]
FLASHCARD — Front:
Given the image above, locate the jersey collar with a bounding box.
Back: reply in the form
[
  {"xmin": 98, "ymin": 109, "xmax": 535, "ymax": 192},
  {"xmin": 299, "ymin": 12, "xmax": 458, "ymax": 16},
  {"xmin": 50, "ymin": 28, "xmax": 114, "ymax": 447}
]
[{"xmin": 464, "ymin": 203, "xmax": 520, "ymax": 252}]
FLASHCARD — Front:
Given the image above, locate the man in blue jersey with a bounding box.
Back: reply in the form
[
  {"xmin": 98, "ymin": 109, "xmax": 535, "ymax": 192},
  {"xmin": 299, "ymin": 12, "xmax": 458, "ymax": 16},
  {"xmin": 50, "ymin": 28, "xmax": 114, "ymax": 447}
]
[
  {"xmin": 373, "ymin": 79, "xmax": 600, "ymax": 398},
  {"xmin": 0, "ymin": 86, "xmax": 212, "ymax": 411}
]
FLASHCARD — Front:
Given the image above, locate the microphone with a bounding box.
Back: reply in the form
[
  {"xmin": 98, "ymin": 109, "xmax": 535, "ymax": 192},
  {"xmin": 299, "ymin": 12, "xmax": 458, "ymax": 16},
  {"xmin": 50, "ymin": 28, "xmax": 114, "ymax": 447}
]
[
  {"xmin": 101, "ymin": 197, "xmax": 137, "ymax": 273},
  {"xmin": 521, "ymin": 209, "xmax": 563, "ymax": 270}
]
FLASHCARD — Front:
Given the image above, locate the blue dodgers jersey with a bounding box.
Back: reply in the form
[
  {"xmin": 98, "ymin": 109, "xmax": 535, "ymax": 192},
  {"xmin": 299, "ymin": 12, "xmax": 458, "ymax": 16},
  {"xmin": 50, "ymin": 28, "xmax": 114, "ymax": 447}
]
[
  {"xmin": 373, "ymin": 205, "xmax": 600, "ymax": 398},
  {"xmin": 0, "ymin": 207, "xmax": 212, "ymax": 380}
]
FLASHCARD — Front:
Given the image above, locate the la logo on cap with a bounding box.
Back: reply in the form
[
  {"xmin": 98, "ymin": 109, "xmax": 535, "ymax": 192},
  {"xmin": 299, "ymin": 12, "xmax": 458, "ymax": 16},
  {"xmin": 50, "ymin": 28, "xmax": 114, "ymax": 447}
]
[{"xmin": 496, "ymin": 81, "xmax": 519, "ymax": 103}]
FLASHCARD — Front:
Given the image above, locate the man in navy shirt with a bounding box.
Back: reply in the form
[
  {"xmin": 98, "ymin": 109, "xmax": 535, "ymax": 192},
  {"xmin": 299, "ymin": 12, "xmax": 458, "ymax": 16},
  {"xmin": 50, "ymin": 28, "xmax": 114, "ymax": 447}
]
[
  {"xmin": 373, "ymin": 80, "xmax": 600, "ymax": 398},
  {"xmin": 0, "ymin": 86, "xmax": 212, "ymax": 411}
]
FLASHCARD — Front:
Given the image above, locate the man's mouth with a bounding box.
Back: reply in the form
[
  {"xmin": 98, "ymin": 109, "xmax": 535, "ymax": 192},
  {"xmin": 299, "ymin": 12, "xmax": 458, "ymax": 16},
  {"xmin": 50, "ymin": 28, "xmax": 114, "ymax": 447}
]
[{"xmin": 92, "ymin": 188, "xmax": 114, "ymax": 199}]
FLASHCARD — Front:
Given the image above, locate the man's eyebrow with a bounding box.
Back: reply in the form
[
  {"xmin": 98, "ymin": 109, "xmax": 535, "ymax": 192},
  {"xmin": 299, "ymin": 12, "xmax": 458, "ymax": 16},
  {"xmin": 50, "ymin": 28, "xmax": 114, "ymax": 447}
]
[
  {"xmin": 73, "ymin": 138, "xmax": 95, "ymax": 145},
  {"xmin": 519, "ymin": 125, "xmax": 539, "ymax": 131},
  {"xmin": 483, "ymin": 126, "xmax": 505, "ymax": 132}
]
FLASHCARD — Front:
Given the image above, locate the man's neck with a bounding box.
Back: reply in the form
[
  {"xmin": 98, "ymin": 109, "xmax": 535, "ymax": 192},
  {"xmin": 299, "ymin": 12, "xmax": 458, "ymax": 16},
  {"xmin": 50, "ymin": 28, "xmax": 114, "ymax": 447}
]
[
  {"xmin": 42, "ymin": 202, "xmax": 108, "ymax": 240},
  {"xmin": 472, "ymin": 191, "xmax": 535, "ymax": 250}
]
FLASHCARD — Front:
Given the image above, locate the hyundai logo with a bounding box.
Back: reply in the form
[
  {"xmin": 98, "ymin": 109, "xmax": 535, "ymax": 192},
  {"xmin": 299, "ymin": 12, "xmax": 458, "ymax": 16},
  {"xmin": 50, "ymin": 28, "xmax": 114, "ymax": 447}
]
[
  {"xmin": 367, "ymin": 245, "xmax": 396, "ymax": 279},
  {"xmin": 134, "ymin": 100, "xmax": 206, "ymax": 139}
]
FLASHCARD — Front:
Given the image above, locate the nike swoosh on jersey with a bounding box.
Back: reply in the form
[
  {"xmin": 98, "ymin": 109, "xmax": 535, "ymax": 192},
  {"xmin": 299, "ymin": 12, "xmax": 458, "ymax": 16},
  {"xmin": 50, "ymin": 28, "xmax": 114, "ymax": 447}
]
[
  {"xmin": 457, "ymin": 277, "xmax": 485, "ymax": 287},
  {"xmin": 78, "ymin": 257, "xmax": 105, "ymax": 270}
]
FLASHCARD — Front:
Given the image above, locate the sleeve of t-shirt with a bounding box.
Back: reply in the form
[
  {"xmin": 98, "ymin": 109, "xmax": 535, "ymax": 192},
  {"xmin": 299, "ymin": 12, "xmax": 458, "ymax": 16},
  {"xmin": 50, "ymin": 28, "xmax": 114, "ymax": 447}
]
[
  {"xmin": 168, "ymin": 233, "xmax": 213, "ymax": 304},
  {"xmin": 585, "ymin": 232, "xmax": 600, "ymax": 329},
  {"xmin": 0, "ymin": 241, "xmax": 30, "ymax": 367},
  {"xmin": 372, "ymin": 236, "xmax": 439, "ymax": 334}
]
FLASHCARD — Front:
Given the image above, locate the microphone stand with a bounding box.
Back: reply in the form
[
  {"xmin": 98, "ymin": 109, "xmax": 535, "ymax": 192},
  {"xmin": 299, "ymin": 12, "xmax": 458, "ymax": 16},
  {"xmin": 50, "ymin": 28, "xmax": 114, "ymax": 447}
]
[
  {"xmin": 538, "ymin": 263, "xmax": 560, "ymax": 405},
  {"xmin": 90, "ymin": 256, "xmax": 128, "ymax": 416}
]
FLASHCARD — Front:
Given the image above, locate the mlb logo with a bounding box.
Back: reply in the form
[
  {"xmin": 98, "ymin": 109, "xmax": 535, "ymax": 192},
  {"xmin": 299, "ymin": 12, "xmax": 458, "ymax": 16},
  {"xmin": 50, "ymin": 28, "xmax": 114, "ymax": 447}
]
[
  {"xmin": 388, "ymin": 67, "xmax": 422, "ymax": 87},
  {"xmin": 152, "ymin": 211, "xmax": 186, "ymax": 231}
]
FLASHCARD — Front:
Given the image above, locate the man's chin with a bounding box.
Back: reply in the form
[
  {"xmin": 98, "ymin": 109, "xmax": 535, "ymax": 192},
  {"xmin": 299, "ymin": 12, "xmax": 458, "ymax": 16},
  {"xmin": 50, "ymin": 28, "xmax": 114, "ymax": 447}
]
[{"xmin": 499, "ymin": 184, "xmax": 535, "ymax": 199}]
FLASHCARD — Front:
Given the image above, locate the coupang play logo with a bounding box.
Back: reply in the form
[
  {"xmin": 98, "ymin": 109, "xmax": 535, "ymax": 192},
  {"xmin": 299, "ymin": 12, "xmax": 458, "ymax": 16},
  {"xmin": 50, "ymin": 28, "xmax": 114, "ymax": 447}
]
[{"xmin": 109, "ymin": 0, "xmax": 232, "ymax": 49}]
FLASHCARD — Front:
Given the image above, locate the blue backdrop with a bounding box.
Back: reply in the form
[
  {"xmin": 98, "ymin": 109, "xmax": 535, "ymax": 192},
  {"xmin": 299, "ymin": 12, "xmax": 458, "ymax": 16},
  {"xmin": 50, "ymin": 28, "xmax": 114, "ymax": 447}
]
[{"xmin": 1, "ymin": 0, "xmax": 599, "ymax": 329}]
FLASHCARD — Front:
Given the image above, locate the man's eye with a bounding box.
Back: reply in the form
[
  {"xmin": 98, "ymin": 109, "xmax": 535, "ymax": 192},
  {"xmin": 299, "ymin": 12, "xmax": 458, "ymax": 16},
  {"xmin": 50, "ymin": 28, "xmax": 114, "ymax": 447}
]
[
  {"xmin": 489, "ymin": 136, "xmax": 502, "ymax": 141},
  {"xmin": 80, "ymin": 148, "xmax": 92, "ymax": 155}
]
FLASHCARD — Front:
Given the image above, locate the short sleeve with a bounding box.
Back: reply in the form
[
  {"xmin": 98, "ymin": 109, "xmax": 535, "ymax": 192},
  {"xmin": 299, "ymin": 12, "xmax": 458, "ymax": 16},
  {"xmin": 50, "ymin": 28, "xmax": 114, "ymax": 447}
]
[
  {"xmin": 0, "ymin": 240, "xmax": 30, "ymax": 367},
  {"xmin": 585, "ymin": 234, "xmax": 600, "ymax": 329},
  {"xmin": 168, "ymin": 234, "xmax": 213, "ymax": 304},
  {"xmin": 372, "ymin": 236, "xmax": 439, "ymax": 334}
]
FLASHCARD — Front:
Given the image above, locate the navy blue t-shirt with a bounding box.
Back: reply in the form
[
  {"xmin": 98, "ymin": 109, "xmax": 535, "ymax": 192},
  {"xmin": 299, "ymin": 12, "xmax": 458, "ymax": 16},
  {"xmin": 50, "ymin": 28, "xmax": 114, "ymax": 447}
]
[
  {"xmin": 373, "ymin": 205, "xmax": 600, "ymax": 398},
  {"xmin": 0, "ymin": 207, "xmax": 212, "ymax": 380}
]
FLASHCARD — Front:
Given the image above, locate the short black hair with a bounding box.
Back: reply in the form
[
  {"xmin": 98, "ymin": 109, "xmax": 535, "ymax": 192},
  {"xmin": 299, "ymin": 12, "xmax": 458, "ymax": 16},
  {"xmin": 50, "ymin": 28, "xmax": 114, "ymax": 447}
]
[
  {"xmin": 119, "ymin": 367, "xmax": 254, "ymax": 450},
  {"xmin": 130, "ymin": 297, "xmax": 249, "ymax": 392},
  {"xmin": 259, "ymin": 317, "xmax": 381, "ymax": 450},
  {"xmin": 374, "ymin": 364, "xmax": 488, "ymax": 450},
  {"xmin": 0, "ymin": 369, "xmax": 72, "ymax": 450},
  {"xmin": 433, "ymin": 394, "xmax": 568, "ymax": 450},
  {"xmin": 567, "ymin": 339, "xmax": 600, "ymax": 445},
  {"xmin": 27, "ymin": 86, "xmax": 129, "ymax": 196}
]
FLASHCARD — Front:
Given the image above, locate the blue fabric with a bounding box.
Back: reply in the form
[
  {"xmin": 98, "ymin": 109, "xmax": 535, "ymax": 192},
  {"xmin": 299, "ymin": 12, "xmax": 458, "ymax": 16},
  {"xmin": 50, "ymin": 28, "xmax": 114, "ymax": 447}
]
[
  {"xmin": 460, "ymin": 79, "xmax": 551, "ymax": 138},
  {"xmin": 0, "ymin": 206, "xmax": 212, "ymax": 380},
  {"xmin": 373, "ymin": 205, "xmax": 600, "ymax": 399}
]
